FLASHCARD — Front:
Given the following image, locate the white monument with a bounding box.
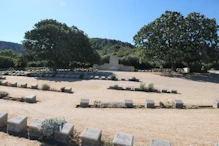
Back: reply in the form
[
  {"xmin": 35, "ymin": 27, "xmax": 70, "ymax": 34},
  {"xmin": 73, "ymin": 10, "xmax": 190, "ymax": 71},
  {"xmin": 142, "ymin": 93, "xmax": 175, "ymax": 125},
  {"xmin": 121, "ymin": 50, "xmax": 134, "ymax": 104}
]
[{"xmin": 93, "ymin": 56, "xmax": 134, "ymax": 71}]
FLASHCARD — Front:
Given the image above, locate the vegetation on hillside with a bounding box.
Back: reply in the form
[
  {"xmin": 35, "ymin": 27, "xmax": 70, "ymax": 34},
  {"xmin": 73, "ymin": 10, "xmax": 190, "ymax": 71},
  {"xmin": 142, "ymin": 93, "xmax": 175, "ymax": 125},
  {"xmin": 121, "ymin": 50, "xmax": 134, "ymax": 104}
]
[{"xmin": 0, "ymin": 41, "xmax": 24, "ymax": 53}]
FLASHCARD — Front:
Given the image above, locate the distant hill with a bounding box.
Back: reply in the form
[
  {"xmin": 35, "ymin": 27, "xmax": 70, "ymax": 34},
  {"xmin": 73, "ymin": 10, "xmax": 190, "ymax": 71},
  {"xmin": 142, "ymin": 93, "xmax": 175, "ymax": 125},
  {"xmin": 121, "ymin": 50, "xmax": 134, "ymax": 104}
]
[
  {"xmin": 0, "ymin": 38, "xmax": 135, "ymax": 55},
  {"xmin": 0, "ymin": 41, "xmax": 24, "ymax": 53},
  {"xmin": 90, "ymin": 38, "xmax": 134, "ymax": 56}
]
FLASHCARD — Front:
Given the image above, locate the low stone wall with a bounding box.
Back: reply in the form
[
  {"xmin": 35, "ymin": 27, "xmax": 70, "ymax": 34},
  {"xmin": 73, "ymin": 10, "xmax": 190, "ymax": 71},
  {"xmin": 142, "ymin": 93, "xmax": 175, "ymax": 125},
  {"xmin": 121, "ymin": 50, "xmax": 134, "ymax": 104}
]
[{"xmin": 93, "ymin": 63, "xmax": 135, "ymax": 72}]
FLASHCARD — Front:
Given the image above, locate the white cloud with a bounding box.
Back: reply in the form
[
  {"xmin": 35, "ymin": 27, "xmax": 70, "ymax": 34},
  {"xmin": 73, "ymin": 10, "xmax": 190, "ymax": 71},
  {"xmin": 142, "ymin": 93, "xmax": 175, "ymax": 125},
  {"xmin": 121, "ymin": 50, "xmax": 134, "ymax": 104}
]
[{"xmin": 59, "ymin": 1, "xmax": 67, "ymax": 7}]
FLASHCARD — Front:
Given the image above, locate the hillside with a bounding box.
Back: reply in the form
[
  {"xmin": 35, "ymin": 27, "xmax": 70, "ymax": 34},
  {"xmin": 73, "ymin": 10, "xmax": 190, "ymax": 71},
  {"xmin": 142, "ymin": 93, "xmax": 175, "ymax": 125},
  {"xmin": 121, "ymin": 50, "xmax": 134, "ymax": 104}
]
[
  {"xmin": 0, "ymin": 41, "xmax": 24, "ymax": 53},
  {"xmin": 90, "ymin": 38, "xmax": 135, "ymax": 56}
]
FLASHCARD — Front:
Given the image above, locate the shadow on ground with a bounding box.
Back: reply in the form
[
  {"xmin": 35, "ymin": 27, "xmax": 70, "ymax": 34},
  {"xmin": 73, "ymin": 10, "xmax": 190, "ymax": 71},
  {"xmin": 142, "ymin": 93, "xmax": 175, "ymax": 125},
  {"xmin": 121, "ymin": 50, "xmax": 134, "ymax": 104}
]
[
  {"xmin": 30, "ymin": 71, "xmax": 113, "ymax": 83},
  {"xmin": 160, "ymin": 72, "xmax": 219, "ymax": 84}
]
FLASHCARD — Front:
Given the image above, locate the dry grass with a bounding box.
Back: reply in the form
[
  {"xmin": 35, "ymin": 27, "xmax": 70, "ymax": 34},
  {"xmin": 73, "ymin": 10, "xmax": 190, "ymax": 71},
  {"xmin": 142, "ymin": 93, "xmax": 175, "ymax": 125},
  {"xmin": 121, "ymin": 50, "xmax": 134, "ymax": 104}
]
[{"xmin": 0, "ymin": 72, "xmax": 219, "ymax": 145}]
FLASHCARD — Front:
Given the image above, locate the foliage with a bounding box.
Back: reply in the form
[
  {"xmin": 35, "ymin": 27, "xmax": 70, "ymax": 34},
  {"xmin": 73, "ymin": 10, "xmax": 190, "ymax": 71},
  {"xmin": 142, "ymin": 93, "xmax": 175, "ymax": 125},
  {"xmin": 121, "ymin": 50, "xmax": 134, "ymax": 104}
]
[
  {"xmin": 60, "ymin": 87, "xmax": 65, "ymax": 92},
  {"xmin": 39, "ymin": 118, "xmax": 66, "ymax": 139},
  {"xmin": 99, "ymin": 102, "xmax": 126, "ymax": 108},
  {"xmin": 42, "ymin": 84, "xmax": 50, "ymax": 90},
  {"xmin": 134, "ymin": 10, "xmax": 219, "ymax": 69},
  {"xmin": 23, "ymin": 19, "xmax": 100, "ymax": 70},
  {"xmin": 0, "ymin": 91, "xmax": 8, "ymax": 98},
  {"xmin": 148, "ymin": 83, "xmax": 154, "ymax": 91},
  {"xmin": 101, "ymin": 135, "xmax": 113, "ymax": 146},
  {"xmin": 139, "ymin": 82, "xmax": 146, "ymax": 90},
  {"xmin": 110, "ymin": 74, "xmax": 117, "ymax": 80},
  {"xmin": 185, "ymin": 105, "xmax": 199, "ymax": 109},
  {"xmin": 159, "ymin": 99, "xmax": 174, "ymax": 108},
  {"xmin": 0, "ymin": 41, "xmax": 24, "ymax": 53}
]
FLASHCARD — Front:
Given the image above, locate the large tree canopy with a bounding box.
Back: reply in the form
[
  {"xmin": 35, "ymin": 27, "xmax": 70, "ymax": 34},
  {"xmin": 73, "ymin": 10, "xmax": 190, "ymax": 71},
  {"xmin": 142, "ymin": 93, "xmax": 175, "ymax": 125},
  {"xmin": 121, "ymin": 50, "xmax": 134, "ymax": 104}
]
[
  {"xmin": 23, "ymin": 19, "xmax": 99, "ymax": 70},
  {"xmin": 134, "ymin": 11, "xmax": 219, "ymax": 68}
]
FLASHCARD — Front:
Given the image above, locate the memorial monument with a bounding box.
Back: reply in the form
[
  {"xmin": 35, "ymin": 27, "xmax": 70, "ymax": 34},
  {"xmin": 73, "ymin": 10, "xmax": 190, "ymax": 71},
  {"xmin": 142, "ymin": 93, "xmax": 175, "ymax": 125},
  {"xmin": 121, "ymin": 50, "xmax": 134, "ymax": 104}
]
[{"xmin": 93, "ymin": 56, "xmax": 134, "ymax": 71}]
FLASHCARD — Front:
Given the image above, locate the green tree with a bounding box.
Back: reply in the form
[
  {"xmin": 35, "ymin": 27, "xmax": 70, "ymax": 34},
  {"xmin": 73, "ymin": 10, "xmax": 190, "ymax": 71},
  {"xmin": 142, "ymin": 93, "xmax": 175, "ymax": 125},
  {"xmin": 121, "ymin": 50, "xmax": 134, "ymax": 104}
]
[
  {"xmin": 134, "ymin": 11, "xmax": 219, "ymax": 70},
  {"xmin": 184, "ymin": 12, "xmax": 219, "ymax": 65},
  {"xmin": 23, "ymin": 19, "xmax": 99, "ymax": 70}
]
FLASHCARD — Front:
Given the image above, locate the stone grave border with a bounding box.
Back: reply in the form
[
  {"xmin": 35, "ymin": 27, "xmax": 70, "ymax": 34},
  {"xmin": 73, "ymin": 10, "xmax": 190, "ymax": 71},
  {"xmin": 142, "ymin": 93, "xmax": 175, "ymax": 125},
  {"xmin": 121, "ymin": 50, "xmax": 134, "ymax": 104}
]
[{"xmin": 0, "ymin": 81, "xmax": 73, "ymax": 94}]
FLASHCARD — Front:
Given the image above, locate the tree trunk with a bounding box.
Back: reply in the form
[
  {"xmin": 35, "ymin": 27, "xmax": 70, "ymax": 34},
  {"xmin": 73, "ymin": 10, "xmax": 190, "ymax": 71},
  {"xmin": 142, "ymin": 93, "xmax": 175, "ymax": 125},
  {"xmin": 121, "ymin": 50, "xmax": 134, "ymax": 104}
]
[{"xmin": 171, "ymin": 64, "xmax": 176, "ymax": 72}]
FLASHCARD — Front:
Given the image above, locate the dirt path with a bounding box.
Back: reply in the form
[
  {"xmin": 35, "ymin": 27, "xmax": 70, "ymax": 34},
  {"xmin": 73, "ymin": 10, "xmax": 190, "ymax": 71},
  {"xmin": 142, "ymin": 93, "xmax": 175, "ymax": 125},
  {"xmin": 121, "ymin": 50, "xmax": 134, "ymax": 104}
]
[{"xmin": 0, "ymin": 72, "xmax": 219, "ymax": 145}]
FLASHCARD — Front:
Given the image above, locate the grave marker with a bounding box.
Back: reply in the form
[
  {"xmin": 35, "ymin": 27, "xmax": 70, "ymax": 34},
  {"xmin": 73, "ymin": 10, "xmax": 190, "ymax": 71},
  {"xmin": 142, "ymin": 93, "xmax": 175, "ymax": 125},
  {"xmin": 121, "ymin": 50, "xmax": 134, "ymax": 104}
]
[
  {"xmin": 29, "ymin": 118, "xmax": 43, "ymax": 139},
  {"xmin": 113, "ymin": 132, "xmax": 134, "ymax": 146},
  {"xmin": 80, "ymin": 99, "xmax": 89, "ymax": 108},
  {"xmin": 81, "ymin": 127, "xmax": 102, "ymax": 146},
  {"xmin": 8, "ymin": 115, "xmax": 27, "ymax": 136},
  {"xmin": 150, "ymin": 139, "xmax": 171, "ymax": 146},
  {"xmin": 54, "ymin": 123, "xmax": 74, "ymax": 144},
  {"xmin": 145, "ymin": 100, "xmax": 155, "ymax": 108}
]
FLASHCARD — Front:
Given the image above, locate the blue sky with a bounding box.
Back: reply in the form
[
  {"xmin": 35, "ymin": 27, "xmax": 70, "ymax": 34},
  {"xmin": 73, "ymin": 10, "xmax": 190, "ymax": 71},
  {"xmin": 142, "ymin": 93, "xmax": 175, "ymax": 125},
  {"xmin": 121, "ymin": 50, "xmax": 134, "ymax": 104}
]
[{"xmin": 0, "ymin": 0, "xmax": 218, "ymax": 44}]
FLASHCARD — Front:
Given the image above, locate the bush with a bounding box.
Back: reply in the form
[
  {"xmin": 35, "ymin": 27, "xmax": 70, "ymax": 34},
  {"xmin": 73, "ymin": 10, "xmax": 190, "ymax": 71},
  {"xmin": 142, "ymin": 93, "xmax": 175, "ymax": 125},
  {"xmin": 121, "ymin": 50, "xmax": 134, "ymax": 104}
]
[
  {"xmin": 159, "ymin": 99, "xmax": 174, "ymax": 108},
  {"xmin": 0, "ymin": 91, "xmax": 8, "ymax": 98},
  {"xmin": 139, "ymin": 82, "xmax": 146, "ymax": 90},
  {"xmin": 148, "ymin": 83, "xmax": 154, "ymax": 91},
  {"xmin": 110, "ymin": 74, "xmax": 117, "ymax": 81},
  {"xmin": 101, "ymin": 135, "xmax": 113, "ymax": 146},
  {"xmin": 99, "ymin": 102, "xmax": 126, "ymax": 108},
  {"xmin": 39, "ymin": 118, "xmax": 66, "ymax": 139},
  {"xmin": 42, "ymin": 84, "xmax": 50, "ymax": 90},
  {"xmin": 131, "ymin": 76, "xmax": 136, "ymax": 80},
  {"xmin": 60, "ymin": 87, "xmax": 65, "ymax": 92}
]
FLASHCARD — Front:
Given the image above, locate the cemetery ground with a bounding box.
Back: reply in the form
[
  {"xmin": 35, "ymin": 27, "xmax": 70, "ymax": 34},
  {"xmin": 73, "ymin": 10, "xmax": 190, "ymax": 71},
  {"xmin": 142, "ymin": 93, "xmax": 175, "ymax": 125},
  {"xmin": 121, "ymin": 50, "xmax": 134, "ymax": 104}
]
[{"xmin": 0, "ymin": 71, "xmax": 219, "ymax": 146}]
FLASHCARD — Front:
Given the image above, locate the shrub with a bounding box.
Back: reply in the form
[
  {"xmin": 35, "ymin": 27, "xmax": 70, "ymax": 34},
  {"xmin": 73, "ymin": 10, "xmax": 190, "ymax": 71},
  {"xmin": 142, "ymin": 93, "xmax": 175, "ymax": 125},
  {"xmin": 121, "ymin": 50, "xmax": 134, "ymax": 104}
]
[
  {"xmin": 101, "ymin": 135, "xmax": 113, "ymax": 146},
  {"xmin": 42, "ymin": 84, "xmax": 50, "ymax": 90},
  {"xmin": 159, "ymin": 99, "xmax": 174, "ymax": 108},
  {"xmin": 79, "ymin": 73, "xmax": 84, "ymax": 79},
  {"xmin": 148, "ymin": 83, "xmax": 154, "ymax": 91},
  {"xmin": 131, "ymin": 76, "xmax": 137, "ymax": 80},
  {"xmin": 99, "ymin": 102, "xmax": 126, "ymax": 108},
  {"xmin": 185, "ymin": 105, "xmax": 199, "ymax": 109},
  {"xmin": 0, "ymin": 91, "xmax": 8, "ymax": 98},
  {"xmin": 60, "ymin": 87, "xmax": 65, "ymax": 92},
  {"xmin": 20, "ymin": 97, "xmax": 25, "ymax": 102},
  {"xmin": 39, "ymin": 118, "xmax": 66, "ymax": 139},
  {"xmin": 139, "ymin": 82, "xmax": 146, "ymax": 90},
  {"xmin": 110, "ymin": 74, "xmax": 117, "ymax": 81}
]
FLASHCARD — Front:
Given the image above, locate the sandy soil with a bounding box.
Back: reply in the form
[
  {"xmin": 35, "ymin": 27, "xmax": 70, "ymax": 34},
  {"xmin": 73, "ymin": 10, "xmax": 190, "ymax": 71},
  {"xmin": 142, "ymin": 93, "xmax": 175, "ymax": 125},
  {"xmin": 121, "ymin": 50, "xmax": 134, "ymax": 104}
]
[{"xmin": 0, "ymin": 72, "xmax": 219, "ymax": 146}]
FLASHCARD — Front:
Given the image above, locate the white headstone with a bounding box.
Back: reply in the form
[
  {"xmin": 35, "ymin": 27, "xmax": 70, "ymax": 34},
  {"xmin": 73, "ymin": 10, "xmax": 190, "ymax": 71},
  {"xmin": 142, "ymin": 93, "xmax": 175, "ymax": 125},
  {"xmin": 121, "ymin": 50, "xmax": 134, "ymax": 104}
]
[{"xmin": 113, "ymin": 132, "xmax": 134, "ymax": 146}]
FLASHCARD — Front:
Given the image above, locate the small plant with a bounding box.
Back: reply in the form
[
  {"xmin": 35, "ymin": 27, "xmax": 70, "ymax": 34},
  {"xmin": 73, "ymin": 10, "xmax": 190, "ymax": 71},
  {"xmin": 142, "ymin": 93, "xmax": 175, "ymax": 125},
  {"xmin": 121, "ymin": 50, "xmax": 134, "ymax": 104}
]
[
  {"xmin": 20, "ymin": 97, "xmax": 25, "ymax": 102},
  {"xmin": 148, "ymin": 83, "xmax": 154, "ymax": 91},
  {"xmin": 42, "ymin": 84, "xmax": 50, "ymax": 90},
  {"xmin": 101, "ymin": 135, "xmax": 113, "ymax": 146},
  {"xmin": 159, "ymin": 99, "xmax": 174, "ymax": 108},
  {"xmin": 139, "ymin": 82, "xmax": 146, "ymax": 91},
  {"xmin": 39, "ymin": 118, "xmax": 67, "ymax": 139},
  {"xmin": 185, "ymin": 105, "xmax": 199, "ymax": 109},
  {"xmin": 131, "ymin": 76, "xmax": 137, "ymax": 80},
  {"xmin": 99, "ymin": 102, "xmax": 126, "ymax": 108},
  {"xmin": 79, "ymin": 73, "xmax": 84, "ymax": 79},
  {"xmin": 94, "ymin": 100, "xmax": 101, "ymax": 107},
  {"xmin": 110, "ymin": 74, "xmax": 117, "ymax": 81},
  {"xmin": 60, "ymin": 87, "xmax": 65, "ymax": 92},
  {"xmin": 0, "ymin": 91, "xmax": 8, "ymax": 98}
]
